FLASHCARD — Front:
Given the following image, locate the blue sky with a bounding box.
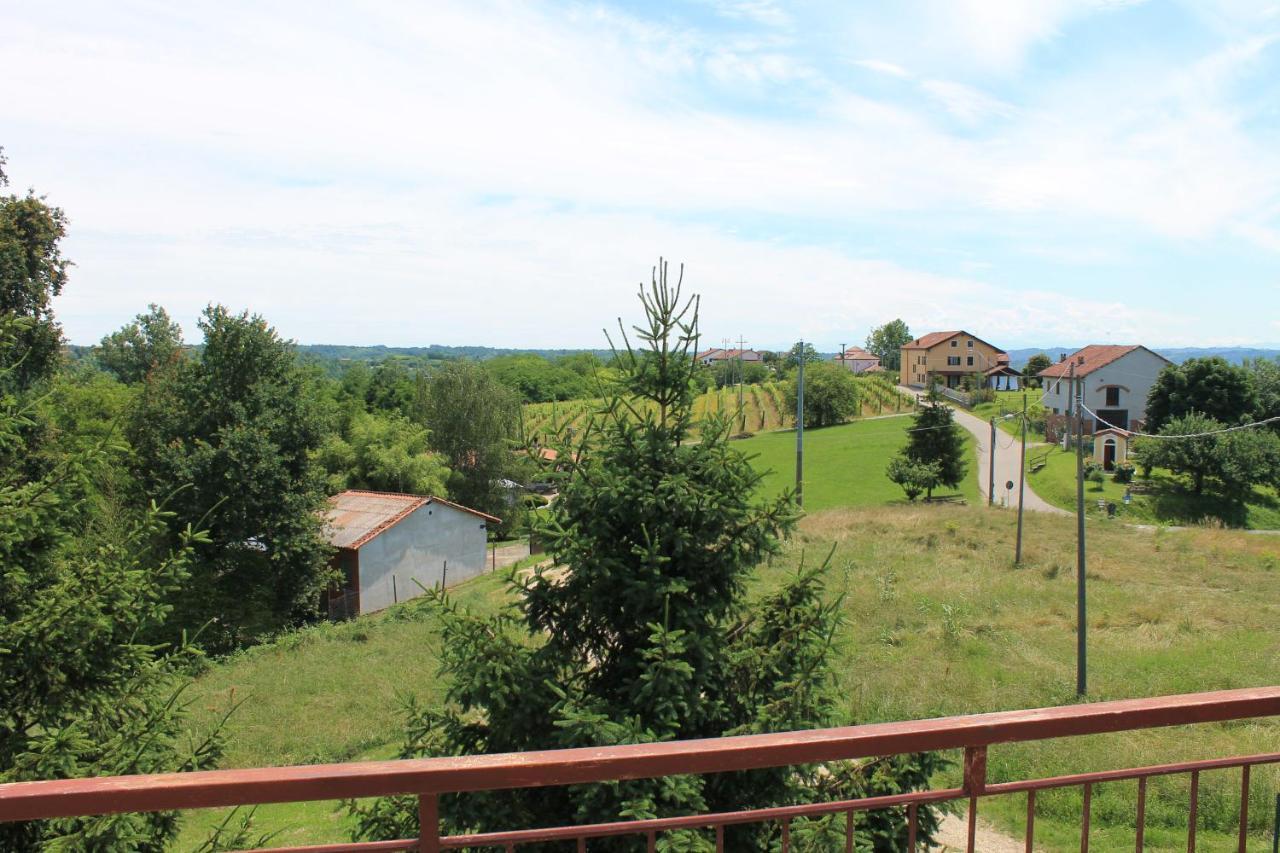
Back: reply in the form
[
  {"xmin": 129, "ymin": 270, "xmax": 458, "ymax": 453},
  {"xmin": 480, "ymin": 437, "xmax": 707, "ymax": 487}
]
[{"xmin": 3, "ymin": 0, "xmax": 1279, "ymax": 350}]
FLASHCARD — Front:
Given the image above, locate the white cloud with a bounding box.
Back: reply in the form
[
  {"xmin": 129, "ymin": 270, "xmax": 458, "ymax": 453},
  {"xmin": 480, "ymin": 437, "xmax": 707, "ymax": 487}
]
[
  {"xmin": 920, "ymin": 80, "xmax": 1017, "ymax": 123},
  {"xmin": 853, "ymin": 59, "xmax": 911, "ymax": 78}
]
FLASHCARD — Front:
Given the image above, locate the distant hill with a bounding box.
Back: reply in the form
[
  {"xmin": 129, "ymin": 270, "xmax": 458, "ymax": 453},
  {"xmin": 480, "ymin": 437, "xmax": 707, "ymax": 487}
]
[
  {"xmin": 295, "ymin": 344, "xmax": 615, "ymax": 363},
  {"xmin": 1006, "ymin": 346, "xmax": 1280, "ymax": 370}
]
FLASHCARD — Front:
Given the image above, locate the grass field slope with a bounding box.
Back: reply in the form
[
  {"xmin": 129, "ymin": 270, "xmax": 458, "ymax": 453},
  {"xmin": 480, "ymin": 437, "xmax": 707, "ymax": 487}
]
[{"xmin": 180, "ymin": 507, "xmax": 1280, "ymax": 851}]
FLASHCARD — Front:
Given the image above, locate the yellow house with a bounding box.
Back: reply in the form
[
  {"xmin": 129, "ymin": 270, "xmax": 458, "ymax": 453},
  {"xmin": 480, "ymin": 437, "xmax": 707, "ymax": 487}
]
[{"xmin": 899, "ymin": 330, "xmax": 1009, "ymax": 389}]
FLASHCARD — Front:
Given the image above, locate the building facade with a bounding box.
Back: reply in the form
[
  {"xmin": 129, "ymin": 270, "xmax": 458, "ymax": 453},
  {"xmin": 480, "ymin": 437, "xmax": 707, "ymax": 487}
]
[
  {"xmin": 835, "ymin": 347, "xmax": 881, "ymax": 374},
  {"xmin": 899, "ymin": 331, "xmax": 1008, "ymax": 389},
  {"xmin": 324, "ymin": 490, "xmax": 500, "ymax": 617},
  {"xmin": 1038, "ymin": 345, "xmax": 1172, "ymax": 438}
]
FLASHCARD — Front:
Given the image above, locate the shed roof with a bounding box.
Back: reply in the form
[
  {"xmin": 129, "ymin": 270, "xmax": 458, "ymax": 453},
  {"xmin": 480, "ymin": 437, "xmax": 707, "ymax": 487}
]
[
  {"xmin": 324, "ymin": 490, "xmax": 501, "ymax": 550},
  {"xmin": 1038, "ymin": 345, "xmax": 1170, "ymax": 379}
]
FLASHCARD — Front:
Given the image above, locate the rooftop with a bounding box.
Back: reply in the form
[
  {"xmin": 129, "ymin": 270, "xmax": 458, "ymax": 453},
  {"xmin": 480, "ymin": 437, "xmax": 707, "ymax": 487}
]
[
  {"xmin": 324, "ymin": 490, "xmax": 500, "ymax": 550},
  {"xmin": 1038, "ymin": 345, "xmax": 1167, "ymax": 378}
]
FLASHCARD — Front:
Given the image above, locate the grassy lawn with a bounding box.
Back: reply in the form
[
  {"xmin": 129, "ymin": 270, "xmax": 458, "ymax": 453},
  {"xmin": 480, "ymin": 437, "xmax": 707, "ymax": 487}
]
[
  {"xmin": 738, "ymin": 415, "xmax": 982, "ymax": 510},
  {"xmin": 174, "ymin": 507, "xmax": 1280, "ymax": 851},
  {"xmin": 969, "ymin": 389, "xmax": 1046, "ymax": 440},
  {"xmin": 1029, "ymin": 446, "xmax": 1280, "ymax": 530}
]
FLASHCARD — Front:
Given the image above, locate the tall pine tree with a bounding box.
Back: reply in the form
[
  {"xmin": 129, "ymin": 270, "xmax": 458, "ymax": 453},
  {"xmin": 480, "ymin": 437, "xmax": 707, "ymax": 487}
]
[{"xmin": 352, "ymin": 261, "xmax": 940, "ymax": 851}]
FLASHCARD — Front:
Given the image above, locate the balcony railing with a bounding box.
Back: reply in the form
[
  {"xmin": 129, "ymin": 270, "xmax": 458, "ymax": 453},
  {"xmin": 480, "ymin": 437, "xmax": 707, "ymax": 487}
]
[{"xmin": 2, "ymin": 686, "xmax": 1279, "ymax": 852}]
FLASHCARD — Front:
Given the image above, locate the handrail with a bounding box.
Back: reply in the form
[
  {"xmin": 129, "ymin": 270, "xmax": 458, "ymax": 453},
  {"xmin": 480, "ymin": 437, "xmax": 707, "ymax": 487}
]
[{"xmin": 2, "ymin": 686, "xmax": 1278, "ymax": 823}]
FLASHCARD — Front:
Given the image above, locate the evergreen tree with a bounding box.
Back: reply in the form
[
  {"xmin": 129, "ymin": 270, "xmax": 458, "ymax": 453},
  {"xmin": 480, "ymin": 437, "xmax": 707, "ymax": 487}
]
[
  {"xmin": 352, "ymin": 262, "xmax": 940, "ymax": 851},
  {"xmin": 901, "ymin": 398, "xmax": 967, "ymax": 500},
  {"xmin": 128, "ymin": 305, "xmax": 333, "ymax": 649}
]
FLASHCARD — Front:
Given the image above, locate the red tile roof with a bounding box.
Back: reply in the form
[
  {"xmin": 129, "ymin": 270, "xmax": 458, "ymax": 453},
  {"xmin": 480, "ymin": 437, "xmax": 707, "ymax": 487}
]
[
  {"xmin": 902, "ymin": 330, "xmax": 1005, "ymax": 353},
  {"xmin": 324, "ymin": 489, "xmax": 500, "ymax": 550},
  {"xmin": 840, "ymin": 347, "xmax": 879, "ymax": 360},
  {"xmin": 1037, "ymin": 345, "xmax": 1168, "ymax": 378}
]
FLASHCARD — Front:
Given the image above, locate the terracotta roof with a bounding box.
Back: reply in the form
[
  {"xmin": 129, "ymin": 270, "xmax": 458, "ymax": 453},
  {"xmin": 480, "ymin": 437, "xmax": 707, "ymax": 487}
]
[
  {"xmin": 840, "ymin": 347, "xmax": 879, "ymax": 361},
  {"xmin": 902, "ymin": 330, "xmax": 1006, "ymax": 353},
  {"xmin": 1038, "ymin": 345, "xmax": 1169, "ymax": 378},
  {"xmin": 698, "ymin": 348, "xmax": 759, "ymax": 360},
  {"xmin": 324, "ymin": 490, "xmax": 500, "ymax": 550}
]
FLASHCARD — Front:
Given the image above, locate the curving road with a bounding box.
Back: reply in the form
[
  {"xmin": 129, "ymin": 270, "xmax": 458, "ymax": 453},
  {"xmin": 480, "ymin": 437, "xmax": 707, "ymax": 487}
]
[{"xmin": 900, "ymin": 386, "xmax": 1069, "ymax": 516}]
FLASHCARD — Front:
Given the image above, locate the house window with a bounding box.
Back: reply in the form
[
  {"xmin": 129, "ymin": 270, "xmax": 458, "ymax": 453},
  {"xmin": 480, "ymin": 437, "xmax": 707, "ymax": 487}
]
[
  {"xmin": 967, "ymin": 356, "xmax": 974, "ymax": 366},
  {"xmin": 1052, "ymin": 407, "xmax": 1059, "ymax": 415},
  {"xmin": 967, "ymin": 340, "xmax": 974, "ymax": 348},
  {"xmin": 951, "ymin": 340, "xmax": 958, "ymax": 347},
  {"xmin": 1105, "ymin": 387, "xmax": 1120, "ymax": 406},
  {"xmin": 947, "ymin": 356, "xmax": 961, "ymax": 366}
]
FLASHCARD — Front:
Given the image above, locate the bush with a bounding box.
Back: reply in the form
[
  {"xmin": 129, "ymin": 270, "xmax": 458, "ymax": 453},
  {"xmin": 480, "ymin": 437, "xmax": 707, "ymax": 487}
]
[{"xmin": 1113, "ymin": 463, "xmax": 1135, "ymax": 484}]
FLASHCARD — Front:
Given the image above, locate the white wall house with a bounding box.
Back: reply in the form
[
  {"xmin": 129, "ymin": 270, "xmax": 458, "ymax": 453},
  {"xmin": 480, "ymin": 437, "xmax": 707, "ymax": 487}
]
[
  {"xmin": 1038, "ymin": 345, "xmax": 1172, "ymax": 432},
  {"xmin": 835, "ymin": 347, "xmax": 881, "ymax": 374},
  {"xmin": 324, "ymin": 490, "xmax": 500, "ymax": 617},
  {"xmin": 696, "ymin": 348, "xmax": 764, "ymax": 367}
]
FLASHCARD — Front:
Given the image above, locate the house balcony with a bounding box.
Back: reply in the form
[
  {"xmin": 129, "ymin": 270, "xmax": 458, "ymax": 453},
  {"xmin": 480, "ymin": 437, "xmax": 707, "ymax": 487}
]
[{"xmin": 1, "ymin": 687, "xmax": 1277, "ymax": 851}]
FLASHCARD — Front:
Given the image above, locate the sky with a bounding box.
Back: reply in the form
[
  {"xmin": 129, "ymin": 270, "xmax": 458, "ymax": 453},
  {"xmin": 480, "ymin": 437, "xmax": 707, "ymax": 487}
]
[{"xmin": 3, "ymin": 0, "xmax": 1280, "ymax": 351}]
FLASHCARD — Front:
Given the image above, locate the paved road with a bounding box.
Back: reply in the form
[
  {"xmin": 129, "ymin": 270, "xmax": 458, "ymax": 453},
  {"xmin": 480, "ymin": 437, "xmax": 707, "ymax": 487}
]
[{"xmin": 900, "ymin": 386, "xmax": 1068, "ymax": 516}]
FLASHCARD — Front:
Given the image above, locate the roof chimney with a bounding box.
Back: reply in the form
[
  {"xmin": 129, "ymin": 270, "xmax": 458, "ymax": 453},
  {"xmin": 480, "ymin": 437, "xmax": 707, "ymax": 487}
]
[
  {"xmin": 1078, "ymin": 355, "xmax": 1086, "ymax": 364},
  {"xmin": 1059, "ymin": 353, "xmax": 1067, "ymax": 362}
]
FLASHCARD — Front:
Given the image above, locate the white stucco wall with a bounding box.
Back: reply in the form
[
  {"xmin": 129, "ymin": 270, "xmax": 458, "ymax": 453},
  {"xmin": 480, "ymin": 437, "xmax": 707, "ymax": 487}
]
[
  {"xmin": 356, "ymin": 502, "xmax": 490, "ymax": 613},
  {"xmin": 1041, "ymin": 348, "xmax": 1170, "ymax": 426}
]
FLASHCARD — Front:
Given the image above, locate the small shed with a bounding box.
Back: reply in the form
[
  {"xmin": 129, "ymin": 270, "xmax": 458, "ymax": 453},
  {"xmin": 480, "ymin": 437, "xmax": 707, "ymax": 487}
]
[
  {"xmin": 1092, "ymin": 427, "xmax": 1131, "ymax": 471},
  {"xmin": 324, "ymin": 490, "xmax": 500, "ymax": 618}
]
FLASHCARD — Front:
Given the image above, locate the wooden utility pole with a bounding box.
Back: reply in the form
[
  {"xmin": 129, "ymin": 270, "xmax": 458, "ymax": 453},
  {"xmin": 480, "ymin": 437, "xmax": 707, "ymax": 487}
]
[
  {"xmin": 796, "ymin": 341, "xmax": 805, "ymax": 508},
  {"xmin": 1015, "ymin": 392, "xmax": 1027, "ymax": 564},
  {"xmin": 987, "ymin": 417, "xmax": 996, "ymax": 507},
  {"xmin": 1072, "ymin": 361, "xmax": 1087, "ymax": 696},
  {"xmin": 737, "ymin": 334, "xmax": 747, "ymax": 433}
]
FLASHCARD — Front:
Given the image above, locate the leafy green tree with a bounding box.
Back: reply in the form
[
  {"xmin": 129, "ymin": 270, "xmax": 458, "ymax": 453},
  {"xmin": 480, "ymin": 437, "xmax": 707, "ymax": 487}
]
[
  {"xmin": 95, "ymin": 304, "xmax": 184, "ymax": 384},
  {"xmin": 713, "ymin": 357, "xmax": 768, "ymax": 388},
  {"xmin": 1023, "ymin": 353, "xmax": 1052, "ymax": 387},
  {"xmin": 784, "ymin": 360, "xmax": 860, "ymax": 428},
  {"xmin": 0, "ymin": 314, "xmax": 255, "ymax": 850},
  {"xmin": 483, "ymin": 353, "xmax": 590, "ymax": 402},
  {"xmin": 781, "ymin": 341, "xmax": 821, "ymax": 370},
  {"xmin": 886, "ymin": 456, "xmax": 940, "ymax": 502},
  {"xmin": 1137, "ymin": 414, "xmax": 1224, "ymax": 495},
  {"xmin": 319, "ymin": 409, "xmax": 450, "ymax": 496},
  {"xmin": 901, "ymin": 400, "xmax": 967, "ymax": 499},
  {"xmin": 864, "ymin": 319, "xmax": 911, "ymax": 372},
  {"xmin": 422, "ymin": 361, "xmax": 520, "ymax": 522},
  {"xmin": 352, "ymin": 263, "xmax": 940, "ymax": 851},
  {"xmin": 1245, "ymin": 357, "xmax": 1280, "ymax": 428},
  {"xmin": 1145, "ymin": 357, "xmax": 1257, "ymax": 432},
  {"xmin": 129, "ymin": 306, "xmax": 333, "ymax": 649},
  {"xmin": 1219, "ymin": 427, "xmax": 1280, "ymax": 495},
  {"xmin": 0, "ymin": 150, "xmax": 70, "ymax": 392}
]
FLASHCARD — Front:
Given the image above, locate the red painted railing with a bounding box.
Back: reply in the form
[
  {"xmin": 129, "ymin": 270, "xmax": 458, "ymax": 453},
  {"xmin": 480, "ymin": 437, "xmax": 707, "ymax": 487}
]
[{"xmin": 2, "ymin": 687, "xmax": 1279, "ymax": 852}]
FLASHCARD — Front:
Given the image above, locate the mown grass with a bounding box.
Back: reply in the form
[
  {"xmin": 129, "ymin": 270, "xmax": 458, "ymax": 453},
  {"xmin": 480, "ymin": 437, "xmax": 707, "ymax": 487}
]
[
  {"xmin": 1029, "ymin": 445, "xmax": 1280, "ymax": 530},
  {"xmin": 970, "ymin": 389, "xmax": 1048, "ymax": 440},
  {"xmin": 739, "ymin": 415, "xmax": 982, "ymax": 510},
  {"xmin": 177, "ymin": 503, "xmax": 1280, "ymax": 851}
]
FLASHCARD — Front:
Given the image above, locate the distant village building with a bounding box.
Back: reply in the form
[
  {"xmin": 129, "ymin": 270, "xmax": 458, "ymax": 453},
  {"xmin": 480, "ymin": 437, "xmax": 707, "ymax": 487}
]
[
  {"xmin": 899, "ymin": 331, "xmax": 1012, "ymax": 390},
  {"xmin": 835, "ymin": 347, "xmax": 882, "ymax": 374},
  {"xmin": 1038, "ymin": 345, "xmax": 1172, "ymax": 439},
  {"xmin": 696, "ymin": 348, "xmax": 764, "ymax": 367},
  {"xmin": 323, "ymin": 490, "xmax": 499, "ymax": 618}
]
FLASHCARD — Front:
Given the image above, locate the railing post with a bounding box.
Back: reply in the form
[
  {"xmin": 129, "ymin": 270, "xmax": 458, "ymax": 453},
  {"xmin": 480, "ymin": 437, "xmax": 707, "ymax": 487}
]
[
  {"xmin": 419, "ymin": 792, "xmax": 440, "ymax": 853},
  {"xmin": 964, "ymin": 746, "xmax": 987, "ymax": 853}
]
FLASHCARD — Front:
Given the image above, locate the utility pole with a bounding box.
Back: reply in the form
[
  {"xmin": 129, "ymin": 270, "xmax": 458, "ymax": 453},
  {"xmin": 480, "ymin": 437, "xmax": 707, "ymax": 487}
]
[
  {"xmin": 1015, "ymin": 392, "xmax": 1028, "ymax": 565},
  {"xmin": 737, "ymin": 334, "xmax": 747, "ymax": 433},
  {"xmin": 796, "ymin": 340, "xmax": 805, "ymax": 508},
  {"xmin": 987, "ymin": 417, "xmax": 996, "ymax": 507},
  {"xmin": 1072, "ymin": 361, "xmax": 1087, "ymax": 696}
]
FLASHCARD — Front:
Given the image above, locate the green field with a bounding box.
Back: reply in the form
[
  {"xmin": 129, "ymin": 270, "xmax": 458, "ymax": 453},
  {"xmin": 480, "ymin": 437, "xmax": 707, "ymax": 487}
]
[
  {"xmin": 969, "ymin": 389, "xmax": 1047, "ymax": 440},
  {"xmin": 738, "ymin": 415, "xmax": 982, "ymax": 510},
  {"xmin": 1028, "ymin": 446, "xmax": 1280, "ymax": 530},
  {"xmin": 177, "ymin": 507, "xmax": 1280, "ymax": 851}
]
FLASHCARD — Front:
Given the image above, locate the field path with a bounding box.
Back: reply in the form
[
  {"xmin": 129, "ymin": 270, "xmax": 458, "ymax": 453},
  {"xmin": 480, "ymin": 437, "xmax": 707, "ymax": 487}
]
[
  {"xmin": 899, "ymin": 386, "xmax": 1068, "ymax": 516},
  {"xmin": 933, "ymin": 813, "xmax": 1034, "ymax": 852}
]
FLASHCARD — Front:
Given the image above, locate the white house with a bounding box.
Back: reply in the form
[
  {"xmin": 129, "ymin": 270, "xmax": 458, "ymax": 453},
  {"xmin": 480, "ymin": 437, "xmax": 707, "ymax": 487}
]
[
  {"xmin": 696, "ymin": 348, "xmax": 764, "ymax": 367},
  {"xmin": 835, "ymin": 347, "xmax": 881, "ymax": 374},
  {"xmin": 1038, "ymin": 345, "xmax": 1173, "ymax": 435},
  {"xmin": 324, "ymin": 490, "xmax": 500, "ymax": 618}
]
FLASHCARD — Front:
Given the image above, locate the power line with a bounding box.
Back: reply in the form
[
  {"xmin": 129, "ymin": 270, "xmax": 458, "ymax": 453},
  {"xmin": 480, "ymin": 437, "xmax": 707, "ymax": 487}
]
[{"xmin": 1079, "ymin": 402, "xmax": 1280, "ymax": 439}]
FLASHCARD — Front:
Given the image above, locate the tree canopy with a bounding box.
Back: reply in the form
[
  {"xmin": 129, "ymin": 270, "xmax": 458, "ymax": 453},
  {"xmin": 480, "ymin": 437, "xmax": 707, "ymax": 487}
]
[
  {"xmin": 785, "ymin": 360, "xmax": 860, "ymax": 428},
  {"xmin": 900, "ymin": 397, "xmax": 967, "ymax": 499},
  {"xmin": 128, "ymin": 305, "xmax": 334, "ymax": 649},
  {"xmin": 864, "ymin": 319, "xmax": 911, "ymax": 372},
  {"xmin": 1023, "ymin": 353, "xmax": 1052, "ymax": 387},
  {"xmin": 1145, "ymin": 357, "xmax": 1257, "ymax": 432},
  {"xmin": 95, "ymin": 304, "xmax": 184, "ymax": 384}
]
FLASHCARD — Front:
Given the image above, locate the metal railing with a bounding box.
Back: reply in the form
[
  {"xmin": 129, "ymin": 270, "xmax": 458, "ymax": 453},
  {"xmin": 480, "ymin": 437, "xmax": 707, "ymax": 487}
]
[{"xmin": 2, "ymin": 687, "xmax": 1278, "ymax": 851}]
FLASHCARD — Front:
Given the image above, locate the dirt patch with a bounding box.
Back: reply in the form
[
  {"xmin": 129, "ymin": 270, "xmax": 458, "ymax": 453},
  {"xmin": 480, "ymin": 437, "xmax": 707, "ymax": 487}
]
[{"xmin": 931, "ymin": 812, "xmax": 1033, "ymax": 852}]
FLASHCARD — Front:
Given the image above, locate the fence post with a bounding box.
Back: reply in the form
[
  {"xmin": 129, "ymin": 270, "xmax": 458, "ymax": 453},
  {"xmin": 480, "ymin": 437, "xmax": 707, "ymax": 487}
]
[
  {"xmin": 420, "ymin": 792, "xmax": 440, "ymax": 853},
  {"xmin": 442, "ymin": 560, "xmax": 448, "ymax": 590}
]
